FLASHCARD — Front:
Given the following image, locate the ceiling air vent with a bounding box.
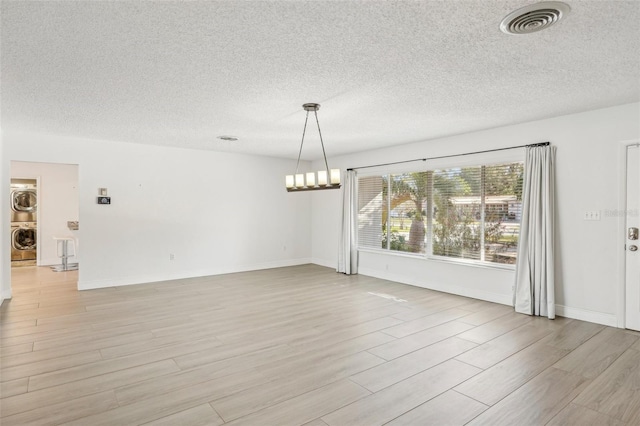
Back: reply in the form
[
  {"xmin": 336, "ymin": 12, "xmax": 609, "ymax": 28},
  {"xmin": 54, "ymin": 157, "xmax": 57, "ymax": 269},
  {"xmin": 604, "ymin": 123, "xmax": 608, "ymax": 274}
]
[{"xmin": 500, "ymin": 1, "xmax": 571, "ymax": 35}]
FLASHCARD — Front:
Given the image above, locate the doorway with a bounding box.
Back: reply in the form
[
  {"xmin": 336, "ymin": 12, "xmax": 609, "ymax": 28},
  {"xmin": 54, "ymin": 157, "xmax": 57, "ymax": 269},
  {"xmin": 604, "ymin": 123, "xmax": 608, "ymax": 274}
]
[
  {"xmin": 625, "ymin": 144, "xmax": 640, "ymax": 331},
  {"xmin": 9, "ymin": 161, "xmax": 80, "ymax": 294}
]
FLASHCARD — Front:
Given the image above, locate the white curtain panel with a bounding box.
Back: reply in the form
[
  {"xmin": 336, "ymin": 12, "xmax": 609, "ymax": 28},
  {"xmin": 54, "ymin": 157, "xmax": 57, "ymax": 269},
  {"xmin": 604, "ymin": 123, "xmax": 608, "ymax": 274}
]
[
  {"xmin": 337, "ymin": 170, "xmax": 358, "ymax": 274},
  {"xmin": 514, "ymin": 145, "xmax": 556, "ymax": 319}
]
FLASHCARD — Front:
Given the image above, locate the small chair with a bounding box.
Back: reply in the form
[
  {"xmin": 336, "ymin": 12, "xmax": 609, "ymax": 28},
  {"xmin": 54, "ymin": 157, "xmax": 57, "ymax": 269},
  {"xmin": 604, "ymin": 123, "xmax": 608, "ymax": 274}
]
[{"xmin": 51, "ymin": 236, "xmax": 79, "ymax": 272}]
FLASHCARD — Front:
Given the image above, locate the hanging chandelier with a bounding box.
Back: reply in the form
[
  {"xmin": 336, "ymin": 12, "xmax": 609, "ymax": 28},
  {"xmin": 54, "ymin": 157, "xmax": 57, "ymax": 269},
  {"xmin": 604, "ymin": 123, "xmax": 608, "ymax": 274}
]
[{"xmin": 285, "ymin": 103, "xmax": 341, "ymax": 192}]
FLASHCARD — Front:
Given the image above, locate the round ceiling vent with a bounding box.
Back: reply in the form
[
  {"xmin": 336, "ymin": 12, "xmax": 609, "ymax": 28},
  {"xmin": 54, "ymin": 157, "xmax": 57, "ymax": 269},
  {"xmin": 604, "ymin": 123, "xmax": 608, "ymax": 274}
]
[{"xmin": 500, "ymin": 1, "xmax": 571, "ymax": 35}]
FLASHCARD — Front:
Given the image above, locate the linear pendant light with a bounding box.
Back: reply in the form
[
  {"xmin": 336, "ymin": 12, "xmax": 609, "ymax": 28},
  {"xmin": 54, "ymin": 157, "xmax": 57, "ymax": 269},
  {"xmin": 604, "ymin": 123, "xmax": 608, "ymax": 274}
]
[{"xmin": 286, "ymin": 103, "xmax": 341, "ymax": 192}]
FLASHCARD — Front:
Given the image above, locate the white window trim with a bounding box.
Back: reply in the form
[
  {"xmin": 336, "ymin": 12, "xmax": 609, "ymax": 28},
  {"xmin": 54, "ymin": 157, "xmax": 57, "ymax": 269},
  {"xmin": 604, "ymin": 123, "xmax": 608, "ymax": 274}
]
[
  {"xmin": 356, "ymin": 152, "xmax": 525, "ymax": 271},
  {"xmin": 358, "ymin": 247, "xmax": 517, "ymax": 271}
]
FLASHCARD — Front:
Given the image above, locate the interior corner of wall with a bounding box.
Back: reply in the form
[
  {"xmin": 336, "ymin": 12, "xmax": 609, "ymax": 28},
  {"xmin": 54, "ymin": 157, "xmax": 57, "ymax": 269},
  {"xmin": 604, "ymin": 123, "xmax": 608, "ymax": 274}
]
[{"xmin": 311, "ymin": 257, "xmax": 336, "ymax": 269}]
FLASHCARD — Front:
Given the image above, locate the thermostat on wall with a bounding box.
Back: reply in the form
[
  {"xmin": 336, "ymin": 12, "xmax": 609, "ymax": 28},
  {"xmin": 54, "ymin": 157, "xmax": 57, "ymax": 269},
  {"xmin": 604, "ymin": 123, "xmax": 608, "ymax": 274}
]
[{"xmin": 97, "ymin": 197, "xmax": 111, "ymax": 205}]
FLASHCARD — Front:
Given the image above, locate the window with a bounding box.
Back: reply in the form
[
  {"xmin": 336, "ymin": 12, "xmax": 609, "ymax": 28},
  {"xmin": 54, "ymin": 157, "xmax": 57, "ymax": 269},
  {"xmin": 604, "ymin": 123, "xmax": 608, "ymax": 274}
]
[
  {"xmin": 357, "ymin": 161, "xmax": 523, "ymax": 265},
  {"xmin": 358, "ymin": 172, "xmax": 428, "ymax": 254}
]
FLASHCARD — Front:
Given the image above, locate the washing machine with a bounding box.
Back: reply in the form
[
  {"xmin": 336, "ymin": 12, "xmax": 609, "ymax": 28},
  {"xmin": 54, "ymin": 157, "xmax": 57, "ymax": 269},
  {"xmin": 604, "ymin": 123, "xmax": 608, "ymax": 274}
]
[
  {"xmin": 10, "ymin": 178, "xmax": 37, "ymax": 265},
  {"xmin": 11, "ymin": 179, "xmax": 37, "ymax": 223},
  {"xmin": 11, "ymin": 223, "xmax": 37, "ymax": 262}
]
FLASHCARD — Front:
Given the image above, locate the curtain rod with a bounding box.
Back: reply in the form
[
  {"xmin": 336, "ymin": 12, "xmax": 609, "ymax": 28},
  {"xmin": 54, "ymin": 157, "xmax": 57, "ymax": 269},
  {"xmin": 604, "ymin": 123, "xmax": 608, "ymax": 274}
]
[{"xmin": 346, "ymin": 141, "xmax": 550, "ymax": 171}]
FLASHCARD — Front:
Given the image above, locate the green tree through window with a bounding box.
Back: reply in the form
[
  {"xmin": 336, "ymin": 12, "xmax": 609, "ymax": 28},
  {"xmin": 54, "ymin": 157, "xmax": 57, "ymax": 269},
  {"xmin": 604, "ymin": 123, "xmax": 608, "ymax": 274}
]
[{"xmin": 357, "ymin": 161, "xmax": 524, "ymax": 265}]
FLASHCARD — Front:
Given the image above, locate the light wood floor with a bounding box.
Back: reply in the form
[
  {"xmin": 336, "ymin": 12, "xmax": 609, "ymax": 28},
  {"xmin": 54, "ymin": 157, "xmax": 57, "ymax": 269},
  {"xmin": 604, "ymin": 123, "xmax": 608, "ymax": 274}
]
[{"xmin": 1, "ymin": 265, "xmax": 639, "ymax": 425}]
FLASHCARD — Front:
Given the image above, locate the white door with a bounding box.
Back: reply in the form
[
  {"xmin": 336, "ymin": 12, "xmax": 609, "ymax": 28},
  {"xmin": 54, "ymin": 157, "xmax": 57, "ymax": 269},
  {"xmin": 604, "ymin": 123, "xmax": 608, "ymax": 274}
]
[{"xmin": 626, "ymin": 145, "xmax": 640, "ymax": 331}]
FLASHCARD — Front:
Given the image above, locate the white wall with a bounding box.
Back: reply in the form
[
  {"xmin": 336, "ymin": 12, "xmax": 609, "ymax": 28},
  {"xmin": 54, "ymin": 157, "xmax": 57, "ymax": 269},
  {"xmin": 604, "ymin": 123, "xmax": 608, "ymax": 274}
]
[
  {"xmin": 3, "ymin": 103, "xmax": 638, "ymax": 323},
  {"xmin": 311, "ymin": 102, "xmax": 640, "ymax": 326},
  {"xmin": 11, "ymin": 161, "xmax": 80, "ymax": 265},
  {"xmin": 1, "ymin": 133, "xmax": 311, "ymax": 297},
  {"xmin": 0, "ymin": 136, "xmax": 6, "ymax": 304}
]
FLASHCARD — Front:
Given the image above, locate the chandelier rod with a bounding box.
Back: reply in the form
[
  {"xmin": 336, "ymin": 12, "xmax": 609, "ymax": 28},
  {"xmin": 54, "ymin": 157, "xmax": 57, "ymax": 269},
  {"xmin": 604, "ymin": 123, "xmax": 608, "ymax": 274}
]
[
  {"xmin": 313, "ymin": 109, "xmax": 331, "ymax": 174},
  {"xmin": 294, "ymin": 110, "xmax": 311, "ymax": 175}
]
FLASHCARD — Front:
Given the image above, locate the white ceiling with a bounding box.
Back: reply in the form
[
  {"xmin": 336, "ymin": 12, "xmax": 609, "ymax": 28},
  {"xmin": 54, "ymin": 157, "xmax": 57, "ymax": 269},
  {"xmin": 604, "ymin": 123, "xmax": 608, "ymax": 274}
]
[{"xmin": 1, "ymin": 1, "xmax": 639, "ymax": 160}]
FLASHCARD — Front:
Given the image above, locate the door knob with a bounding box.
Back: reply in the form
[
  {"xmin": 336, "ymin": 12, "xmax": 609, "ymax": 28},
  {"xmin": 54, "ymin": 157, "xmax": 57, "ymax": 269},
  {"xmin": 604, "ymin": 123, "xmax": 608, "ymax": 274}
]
[{"xmin": 630, "ymin": 245, "xmax": 638, "ymax": 252}]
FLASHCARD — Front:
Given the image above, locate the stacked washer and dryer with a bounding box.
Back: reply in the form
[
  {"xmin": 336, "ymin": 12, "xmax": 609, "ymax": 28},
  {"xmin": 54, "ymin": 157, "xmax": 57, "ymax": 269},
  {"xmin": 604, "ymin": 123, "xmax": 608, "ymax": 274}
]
[{"xmin": 10, "ymin": 179, "xmax": 38, "ymax": 266}]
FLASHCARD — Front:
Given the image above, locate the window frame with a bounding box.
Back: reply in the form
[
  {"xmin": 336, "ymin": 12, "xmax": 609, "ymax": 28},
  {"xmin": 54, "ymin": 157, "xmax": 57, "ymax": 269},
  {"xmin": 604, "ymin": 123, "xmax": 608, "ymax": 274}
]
[{"xmin": 356, "ymin": 151, "xmax": 524, "ymax": 270}]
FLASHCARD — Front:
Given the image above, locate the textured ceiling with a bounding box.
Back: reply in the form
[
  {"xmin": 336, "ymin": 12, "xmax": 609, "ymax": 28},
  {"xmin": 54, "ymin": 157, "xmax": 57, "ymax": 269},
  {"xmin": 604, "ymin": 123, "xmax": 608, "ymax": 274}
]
[{"xmin": 1, "ymin": 0, "xmax": 639, "ymax": 160}]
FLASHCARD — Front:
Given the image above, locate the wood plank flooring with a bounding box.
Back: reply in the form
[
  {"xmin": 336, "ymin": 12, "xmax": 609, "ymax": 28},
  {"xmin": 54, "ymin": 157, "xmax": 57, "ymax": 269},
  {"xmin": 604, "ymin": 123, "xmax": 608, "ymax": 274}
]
[{"xmin": 1, "ymin": 264, "xmax": 639, "ymax": 425}]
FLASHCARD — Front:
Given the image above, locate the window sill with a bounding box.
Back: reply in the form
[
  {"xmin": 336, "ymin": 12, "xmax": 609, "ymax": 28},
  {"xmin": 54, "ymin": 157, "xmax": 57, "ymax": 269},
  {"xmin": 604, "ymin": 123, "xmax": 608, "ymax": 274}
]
[
  {"xmin": 425, "ymin": 254, "xmax": 517, "ymax": 271},
  {"xmin": 358, "ymin": 247, "xmax": 425, "ymax": 260},
  {"xmin": 357, "ymin": 248, "xmax": 517, "ymax": 272}
]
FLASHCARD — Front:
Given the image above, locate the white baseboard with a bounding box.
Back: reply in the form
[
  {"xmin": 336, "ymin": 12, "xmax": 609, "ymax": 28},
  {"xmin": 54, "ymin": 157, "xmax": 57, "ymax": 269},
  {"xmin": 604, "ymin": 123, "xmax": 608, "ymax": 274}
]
[
  {"xmin": 11, "ymin": 257, "xmax": 621, "ymax": 328},
  {"xmin": 357, "ymin": 266, "xmax": 513, "ymax": 306},
  {"xmin": 39, "ymin": 257, "xmax": 71, "ymax": 267},
  {"xmin": 0, "ymin": 288, "xmax": 12, "ymax": 306},
  {"xmin": 323, "ymin": 261, "xmax": 620, "ymax": 328},
  {"xmin": 554, "ymin": 304, "xmax": 618, "ymax": 327},
  {"xmin": 78, "ymin": 258, "xmax": 312, "ymax": 291}
]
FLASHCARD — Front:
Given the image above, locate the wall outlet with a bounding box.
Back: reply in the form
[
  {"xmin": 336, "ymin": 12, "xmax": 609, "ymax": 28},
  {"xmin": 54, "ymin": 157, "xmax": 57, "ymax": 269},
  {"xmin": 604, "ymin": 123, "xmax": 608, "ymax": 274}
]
[
  {"xmin": 169, "ymin": 253, "xmax": 175, "ymax": 261},
  {"xmin": 583, "ymin": 211, "xmax": 601, "ymax": 221}
]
